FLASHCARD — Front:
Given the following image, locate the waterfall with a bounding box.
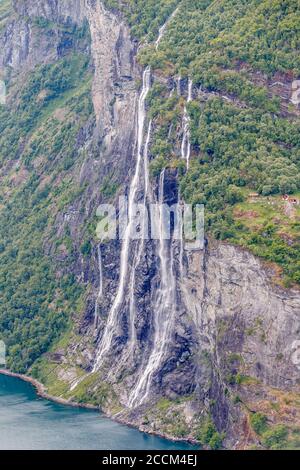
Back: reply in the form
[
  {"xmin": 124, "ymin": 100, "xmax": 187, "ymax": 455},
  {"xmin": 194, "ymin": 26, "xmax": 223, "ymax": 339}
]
[
  {"xmin": 92, "ymin": 9, "xmax": 180, "ymax": 407},
  {"xmin": 128, "ymin": 121, "xmax": 152, "ymax": 349},
  {"xmin": 188, "ymin": 78, "xmax": 193, "ymax": 102},
  {"xmin": 178, "ymin": 193, "xmax": 185, "ymax": 279},
  {"xmin": 177, "ymin": 76, "xmax": 181, "ymax": 96},
  {"xmin": 93, "ymin": 67, "xmax": 152, "ymax": 371},
  {"xmin": 80, "ymin": 255, "xmax": 85, "ymax": 283},
  {"xmin": 178, "ymin": 79, "xmax": 194, "ymax": 277},
  {"xmin": 181, "ymin": 78, "xmax": 193, "ymax": 169},
  {"xmin": 155, "ymin": 7, "xmax": 179, "ymax": 50},
  {"xmin": 128, "ymin": 169, "xmax": 177, "ymax": 408},
  {"xmin": 94, "ymin": 244, "xmax": 103, "ymax": 329}
]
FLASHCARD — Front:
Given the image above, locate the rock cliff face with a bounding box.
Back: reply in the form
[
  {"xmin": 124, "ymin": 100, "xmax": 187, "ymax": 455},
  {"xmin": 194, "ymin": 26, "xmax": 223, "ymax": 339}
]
[
  {"xmin": 181, "ymin": 244, "xmax": 300, "ymax": 442},
  {"xmin": 12, "ymin": 0, "xmax": 85, "ymax": 24},
  {"xmin": 0, "ymin": 0, "xmax": 299, "ymax": 449},
  {"xmin": 84, "ymin": 0, "xmax": 138, "ymax": 179},
  {"xmin": 1, "ymin": 0, "xmax": 86, "ymax": 70}
]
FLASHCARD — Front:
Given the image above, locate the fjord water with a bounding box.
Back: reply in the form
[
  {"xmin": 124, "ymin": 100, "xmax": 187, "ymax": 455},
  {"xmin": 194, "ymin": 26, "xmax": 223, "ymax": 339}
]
[{"xmin": 0, "ymin": 374, "xmax": 196, "ymax": 450}]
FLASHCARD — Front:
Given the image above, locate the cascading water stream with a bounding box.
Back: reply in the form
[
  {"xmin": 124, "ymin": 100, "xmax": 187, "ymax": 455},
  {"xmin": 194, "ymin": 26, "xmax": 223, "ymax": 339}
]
[
  {"xmin": 177, "ymin": 76, "xmax": 181, "ymax": 96},
  {"xmin": 155, "ymin": 7, "xmax": 179, "ymax": 50},
  {"xmin": 127, "ymin": 121, "xmax": 152, "ymax": 349},
  {"xmin": 70, "ymin": 244, "xmax": 104, "ymax": 392},
  {"xmin": 128, "ymin": 169, "xmax": 177, "ymax": 408},
  {"xmin": 93, "ymin": 67, "xmax": 152, "ymax": 371},
  {"xmin": 178, "ymin": 191, "xmax": 185, "ymax": 279},
  {"xmin": 91, "ymin": 8, "xmax": 180, "ymax": 408},
  {"xmin": 177, "ymin": 78, "xmax": 194, "ymax": 280},
  {"xmin": 94, "ymin": 244, "xmax": 103, "ymax": 329},
  {"xmin": 188, "ymin": 78, "xmax": 193, "ymax": 102},
  {"xmin": 181, "ymin": 78, "xmax": 193, "ymax": 169}
]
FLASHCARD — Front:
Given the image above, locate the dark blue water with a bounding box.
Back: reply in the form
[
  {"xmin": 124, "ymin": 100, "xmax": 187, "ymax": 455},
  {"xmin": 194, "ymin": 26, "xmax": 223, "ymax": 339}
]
[{"xmin": 0, "ymin": 374, "xmax": 197, "ymax": 450}]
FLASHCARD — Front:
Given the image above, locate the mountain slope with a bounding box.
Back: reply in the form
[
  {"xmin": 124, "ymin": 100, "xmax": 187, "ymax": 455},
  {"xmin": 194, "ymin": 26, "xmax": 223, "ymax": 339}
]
[
  {"xmin": 140, "ymin": 0, "xmax": 300, "ymax": 285},
  {"xmin": 0, "ymin": 0, "xmax": 299, "ymax": 450}
]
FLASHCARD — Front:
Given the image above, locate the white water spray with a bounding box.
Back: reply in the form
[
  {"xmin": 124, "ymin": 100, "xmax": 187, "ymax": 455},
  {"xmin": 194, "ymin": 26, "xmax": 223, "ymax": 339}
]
[
  {"xmin": 155, "ymin": 7, "xmax": 179, "ymax": 50},
  {"xmin": 177, "ymin": 76, "xmax": 181, "ymax": 96},
  {"xmin": 181, "ymin": 79, "xmax": 193, "ymax": 169},
  {"xmin": 93, "ymin": 68, "xmax": 152, "ymax": 371},
  {"xmin": 92, "ymin": 9, "xmax": 181, "ymax": 408},
  {"xmin": 70, "ymin": 244, "xmax": 104, "ymax": 391},
  {"xmin": 128, "ymin": 169, "xmax": 177, "ymax": 408},
  {"xmin": 128, "ymin": 121, "xmax": 152, "ymax": 348},
  {"xmin": 94, "ymin": 244, "xmax": 103, "ymax": 329}
]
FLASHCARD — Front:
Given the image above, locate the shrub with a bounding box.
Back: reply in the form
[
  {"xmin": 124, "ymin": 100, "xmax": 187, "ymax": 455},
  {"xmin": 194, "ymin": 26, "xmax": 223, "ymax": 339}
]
[
  {"xmin": 197, "ymin": 418, "xmax": 224, "ymax": 449},
  {"xmin": 250, "ymin": 413, "xmax": 268, "ymax": 435},
  {"xmin": 209, "ymin": 432, "xmax": 223, "ymax": 450},
  {"xmin": 261, "ymin": 425, "xmax": 288, "ymax": 450},
  {"xmin": 80, "ymin": 240, "xmax": 92, "ymax": 256}
]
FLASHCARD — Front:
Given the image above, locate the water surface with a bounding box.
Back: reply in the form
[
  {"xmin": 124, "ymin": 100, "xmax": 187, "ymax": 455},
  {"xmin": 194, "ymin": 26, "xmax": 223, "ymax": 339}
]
[{"xmin": 0, "ymin": 374, "xmax": 197, "ymax": 450}]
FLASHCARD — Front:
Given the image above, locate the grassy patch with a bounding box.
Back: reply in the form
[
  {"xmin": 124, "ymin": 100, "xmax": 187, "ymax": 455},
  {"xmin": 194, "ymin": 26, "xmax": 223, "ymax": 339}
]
[
  {"xmin": 156, "ymin": 398, "xmax": 174, "ymax": 412},
  {"xmin": 250, "ymin": 412, "xmax": 299, "ymax": 449},
  {"xmin": 250, "ymin": 412, "xmax": 268, "ymax": 435},
  {"xmin": 68, "ymin": 373, "xmax": 120, "ymax": 410}
]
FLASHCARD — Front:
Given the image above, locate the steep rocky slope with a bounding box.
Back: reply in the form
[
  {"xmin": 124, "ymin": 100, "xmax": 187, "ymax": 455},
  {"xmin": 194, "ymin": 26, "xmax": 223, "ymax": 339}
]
[{"xmin": 0, "ymin": 0, "xmax": 299, "ymax": 450}]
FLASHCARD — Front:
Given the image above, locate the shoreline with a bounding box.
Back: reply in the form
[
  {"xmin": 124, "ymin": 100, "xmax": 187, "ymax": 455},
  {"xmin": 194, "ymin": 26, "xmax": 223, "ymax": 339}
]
[
  {"xmin": 0, "ymin": 369, "xmax": 199, "ymax": 447},
  {"xmin": 0, "ymin": 369, "xmax": 99, "ymax": 410}
]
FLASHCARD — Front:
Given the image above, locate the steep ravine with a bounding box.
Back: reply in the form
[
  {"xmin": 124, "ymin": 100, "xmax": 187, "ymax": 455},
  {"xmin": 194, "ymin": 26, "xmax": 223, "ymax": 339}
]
[{"xmin": 0, "ymin": 0, "xmax": 299, "ymax": 449}]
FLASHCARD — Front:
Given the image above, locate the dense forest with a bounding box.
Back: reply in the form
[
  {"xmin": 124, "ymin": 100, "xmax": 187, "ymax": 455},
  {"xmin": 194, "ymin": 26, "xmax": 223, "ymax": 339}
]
[
  {"xmin": 0, "ymin": 17, "xmax": 92, "ymax": 372},
  {"xmin": 128, "ymin": 0, "xmax": 300, "ymax": 284}
]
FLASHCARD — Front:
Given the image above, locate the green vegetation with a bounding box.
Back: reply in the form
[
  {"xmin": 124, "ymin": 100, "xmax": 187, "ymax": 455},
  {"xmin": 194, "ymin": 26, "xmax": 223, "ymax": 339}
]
[
  {"xmin": 183, "ymin": 99, "xmax": 300, "ymax": 200},
  {"xmin": 250, "ymin": 412, "xmax": 268, "ymax": 435},
  {"xmin": 32, "ymin": 357, "xmax": 115, "ymax": 407},
  {"xmin": 0, "ymin": 0, "xmax": 11, "ymax": 31},
  {"xmin": 0, "ymin": 53, "xmax": 92, "ymax": 166},
  {"xmin": 261, "ymin": 424, "xmax": 288, "ymax": 449},
  {"xmin": 156, "ymin": 397, "xmax": 174, "ymax": 412},
  {"xmin": 179, "ymin": 97, "xmax": 300, "ymax": 283},
  {"xmin": 80, "ymin": 240, "xmax": 92, "ymax": 257},
  {"xmin": 141, "ymin": 0, "xmax": 300, "ymax": 77},
  {"xmin": 31, "ymin": 360, "xmax": 75, "ymax": 397},
  {"xmin": 68, "ymin": 373, "xmax": 117, "ymax": 407},
  {"xmin": 229, "ymin": 194, "xmax": 300, "ymax": 284},
  {"xmin": 0, "ymin": 0, "xmax": 298, "ymax": 428},
  {"xmin": 132, "ymin": 0, "xmax": 300, "ymax": 284},
  {"xmin": 100, "ymin": 175, "xmax": 119, "ymax": 198},
  {"xmin": 144, "ymin": 396, "xmax": 198, "ymax": 439},
  {"xmin": 197, "ymin": 417, "xmax": 224, "ymax": 449},
  {"xmin": 0, "ymin": 21, "xmax": 93, "ymax": 372},
  {"xmin": 250, "ymin": 412, "xmax": 299, "ymax": 449},
  {"xmin": 147, "ymin": 92, "xmax": 300, "ymax": 283},
  {"xmin": 103, "ymin": 0, "xmax": 181, "ymax": 41}
]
